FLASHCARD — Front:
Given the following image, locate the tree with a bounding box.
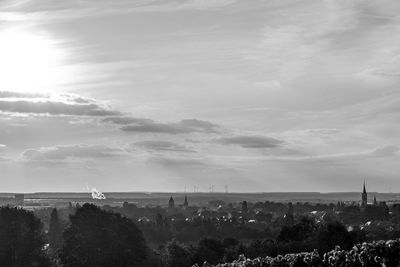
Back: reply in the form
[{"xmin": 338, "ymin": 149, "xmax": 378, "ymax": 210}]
[
  {"xmin": 60, "ymin": 203, "xmax": 147, "ymax": 267},
  {"xmin": 193, "ymin": 238, "xmax": 225, "ymax": 265},
  {"xmin": 0, "ymin": 206, "xmax": 49, "ymax": 267},
  {"xmin": 317, "ymin": 221, "xmax": 355, "ymax": 253},
  {"xmin": 156, "ymin": 213, "xmax": 164, "ymax": 229},
  {"xmin": 241, "ymin": 201, "xmax": 248, "ymax": 214},
  {"xmin": 277, "ymin": 217, "xmax": 316, "ymax": 242},
  {"xmin": 48, "ymin": 208, "xmax": 63, "ymax": 249},
  {"xmin": 162, "ymin": 239, "xmax": 194, "ymax": 267}
]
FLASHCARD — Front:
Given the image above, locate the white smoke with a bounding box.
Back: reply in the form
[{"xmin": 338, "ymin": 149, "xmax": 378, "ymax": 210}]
[
  {"xmin": 85, "ymin": 184, "xmax": 106, "ymax": 200},
  {"xmin": 91, "ymin": 188, "xmax": 106, "ymax": 199}
]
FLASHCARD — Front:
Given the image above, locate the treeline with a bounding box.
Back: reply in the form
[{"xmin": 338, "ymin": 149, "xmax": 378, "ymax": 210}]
[
  {"xmin": 160, "ymin": 217, "xmax": 366, "ymax": 266},
  {"xmin": 0, "ymin": 204, "xmax": 149, "ymax": 267},
  {"xmin": 107, "ymin": 202, "xmax": 277, "ymax": 246},
  {"xmin": 194, "ymin": 239, "xmax": 400, "ymax": 267},
  {"xmin": 105, "ymin": 201, "xmax": 400, "ymax": 247},
  {"xmin": 0, "ymin": 203, "xmax": 398, "ymax": 267}
]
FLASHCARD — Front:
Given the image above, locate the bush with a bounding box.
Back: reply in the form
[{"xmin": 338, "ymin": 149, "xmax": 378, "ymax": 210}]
[{"xmin": 194, "ymin": 239, "xmax": 400, "ymax": 267}]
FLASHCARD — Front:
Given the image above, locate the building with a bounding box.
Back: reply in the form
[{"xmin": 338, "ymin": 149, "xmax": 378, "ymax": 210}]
[
  {"xmin": 360, "ymin": 182, "xmax": 389, "ymax": 220},
  {"xmin": 168, "ymin": 196, "xmax": 175, "ymax": 212},
  {"xmin": 361, "ymin": 181, "xmax": 367, "ymax": 208}
]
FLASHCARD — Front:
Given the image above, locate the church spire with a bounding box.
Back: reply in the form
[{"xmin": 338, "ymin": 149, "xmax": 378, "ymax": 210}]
[
  {"xmin": 363, "ymin": 180, "xmax": 367, "ymax": 194},
  {"xmin": 168, "ymin": 196, "xmax": 175, "ymax": 210},
  {"xmin": 361, "ymin": 180, "xmax": 367, "ymax": 208}
]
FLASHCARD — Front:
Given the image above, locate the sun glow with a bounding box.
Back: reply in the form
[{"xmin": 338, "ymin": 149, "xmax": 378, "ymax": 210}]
[{"xmin": 0, "ymin": 29, "xmax": 70, "ymax": 93}]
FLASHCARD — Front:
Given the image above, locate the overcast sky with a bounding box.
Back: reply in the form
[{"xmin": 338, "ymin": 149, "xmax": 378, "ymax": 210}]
[{"xmin": 0, "ymin": 0, "xmax": 399, "ymax": 193}]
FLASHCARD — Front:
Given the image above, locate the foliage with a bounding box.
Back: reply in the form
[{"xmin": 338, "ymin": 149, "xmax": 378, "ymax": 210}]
[
  {"xmin": 193, "ymin": 237, "xmax": 226, "ymax": 265},
  {"xmin": 193, "ymin": 239, "xmax": 400, "ymax": 267},
  {"xmin": 278, "ymin": 217, "xmax": 316, "ymax": 242},
  {"xmin": 162, "ymin": 239, "xmax": 195, "ymax": 267},
  {"xmin": 60, "ymin": 203, "xmax": 147, "ymax": 267},
  {"xmin": 48, "ymin": 208, "xmax": 63, "ymax": 249},
  {"xmin": 0, "ymin": 206, "xmax": 50, "ymax": 267}
]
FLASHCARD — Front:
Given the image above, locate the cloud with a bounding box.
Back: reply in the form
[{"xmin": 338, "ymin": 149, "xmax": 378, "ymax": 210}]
[
  {"xmin": 167, "ymin": 0, "xmax": 236, "ymax": 11},
  {"xmin": 0, "ymin": 144, "xmax": 9, "ymax": 162},
  {"xmin": 371, "ymin": 145, "xmax": 400, "ymax": 157},
  {"xmin": 264, "ymin": 145, "xmax": 400, "ymax": 162},
  {"xmin": 22, "ymin": 144, "xmax": 126, "ymax": 161},
  {"xmin": 121, "ymin": 122, "xmax": 185, "ymax": 134},
  {"xmin": 0, "ymin": 0, "xmax": 238, "ymax": 22},
  {"xmin": 0, "ymin": 91, "xmax": 45, "ymax": 98},
  {"xmin": 134, "ymin": 140, "xmax": 194, "ymax": 152},
  {"xmin": 148, "ymin": 156, "xmax": 206, "ymax": 168},
  {"xmin": 102, "ymin": 116, "xmax": 153, "ymax": 125},
  {"xmin": 0, "ymin": 100, "xmax": 120, "ymax": 116},
  {"xmin": 214, "ymin": 135, "xmax": 284, "ymax": 148},
  {"xmin": 2, "ymin": 1, "xmax": 218, "ymax": 28},
  {"xmin": 180, "ymin": 119, "xmax": 219, "ymax": 132},
  {"xmin": 116, "ymin": 117, "xmax": 220, "ymax": 134},
  {"xmin": 0, "ymin": 91, "xmax": 120, "ymax": 116},
  {"xmin": 305, "ymin": 128, "xmax": 340, "ymax": 135}
]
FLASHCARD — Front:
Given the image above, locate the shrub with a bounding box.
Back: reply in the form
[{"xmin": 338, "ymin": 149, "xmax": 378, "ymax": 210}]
[{"xmin": 194, "ymin": 239, "xmax": 400, "ymax": 267}]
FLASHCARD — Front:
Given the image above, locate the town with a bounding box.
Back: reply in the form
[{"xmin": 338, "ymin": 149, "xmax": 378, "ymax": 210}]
[{"xmin": 1, "ymin": 183, "xmax": 399, "ymax": 266}]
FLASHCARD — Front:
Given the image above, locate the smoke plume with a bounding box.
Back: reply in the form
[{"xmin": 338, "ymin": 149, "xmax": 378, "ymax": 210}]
[{"xmin": 91, "ymin": 188, "xmax": 106, "ymax": 200}]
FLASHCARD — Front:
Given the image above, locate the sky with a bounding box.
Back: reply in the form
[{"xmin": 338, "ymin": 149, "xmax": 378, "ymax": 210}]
[{"xmin": 0, "ymin": 0, "xmax": 400, "ymax": 193}]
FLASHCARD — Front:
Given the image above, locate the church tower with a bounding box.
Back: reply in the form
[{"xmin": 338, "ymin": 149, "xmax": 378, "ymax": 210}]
[
  {"xmin": 361, "ymin": 181, "xmax": 367, "ymax": 208},
  {"xmin": 168, "ymin": 196, "xmax": 175, "ymax": 212}
]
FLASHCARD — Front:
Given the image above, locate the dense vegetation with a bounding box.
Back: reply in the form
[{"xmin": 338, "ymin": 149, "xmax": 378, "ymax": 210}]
[
  {"xmin": 0, "ymin": 204, "xmax": 150, "ymax": 267},
  {"xmin": 159, "ymin": 218, "xmax": 366, "ymax": 266},
  {"xmin": 193, "ymin": 239, "xmax": 400, "ymax": 267},
  {"xmin": 0, "ymin": 206, "xmax": 50, "ymax": 267},
  {"xmin": 0, "ymin": 200, "xmax": 399, "ymax": 266},
  {"xmin": 60, "ymin": 204, "xmax": 147, "ymax": 267}
]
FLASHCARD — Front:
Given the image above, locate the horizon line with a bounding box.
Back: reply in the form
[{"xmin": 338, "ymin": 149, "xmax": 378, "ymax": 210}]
[{"xmin": 1, "ymin": 191, "xmax": 399, "ymax": 194}]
